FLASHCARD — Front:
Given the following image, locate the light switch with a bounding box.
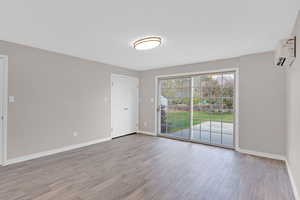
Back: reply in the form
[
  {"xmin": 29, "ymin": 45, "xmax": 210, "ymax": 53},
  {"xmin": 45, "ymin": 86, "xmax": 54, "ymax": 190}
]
[
  {"xmin": 150, "ymin": 98, "xmax": 154, "ymax": 103},
  {"xmin": 8, "ymin": 96, "xmax": 15, "ymax": 103}
]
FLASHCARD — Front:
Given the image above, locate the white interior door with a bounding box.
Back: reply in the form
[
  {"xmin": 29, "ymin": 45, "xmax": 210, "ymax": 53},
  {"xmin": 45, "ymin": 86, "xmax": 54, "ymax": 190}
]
[{"xmin": 111, "ymin": 74, "xmax": 139, "ymax": 138}]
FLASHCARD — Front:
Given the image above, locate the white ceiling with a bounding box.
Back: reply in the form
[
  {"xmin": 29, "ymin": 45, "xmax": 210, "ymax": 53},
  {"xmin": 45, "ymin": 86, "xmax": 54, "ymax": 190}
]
[{"xmin": 1, "ymin": 1, "xmax": 299, "ymax": 71}]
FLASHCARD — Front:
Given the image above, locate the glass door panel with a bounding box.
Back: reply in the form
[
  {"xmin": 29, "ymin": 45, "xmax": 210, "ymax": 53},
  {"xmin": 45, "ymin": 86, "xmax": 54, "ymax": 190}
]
[
  {"xmin": 159, "ymin": 77, "xmax": 191, "ymax": 140},
  {"xmin": 191, "ymin": 72, "xmax": 235, "ymax": 148}
]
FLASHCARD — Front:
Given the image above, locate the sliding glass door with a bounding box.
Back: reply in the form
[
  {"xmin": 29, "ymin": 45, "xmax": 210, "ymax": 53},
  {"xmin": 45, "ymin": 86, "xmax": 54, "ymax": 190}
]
[
  {"xmin": 158, "ymin": 71, "xmax": 235, "ymax": 148},
  {"xmin": 159, "ymin": 77, "xmax": 191, "ymax": 140}
]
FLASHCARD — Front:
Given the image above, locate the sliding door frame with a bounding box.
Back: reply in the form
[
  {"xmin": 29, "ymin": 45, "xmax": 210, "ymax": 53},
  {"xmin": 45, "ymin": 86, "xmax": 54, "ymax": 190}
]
[
  {"xmin": 155, "ymin": 68, "xmax": 239, "ymax": 150},
  {"xmin": 0, "ymin": 55, "xmax": 8, "ymax": 165}
]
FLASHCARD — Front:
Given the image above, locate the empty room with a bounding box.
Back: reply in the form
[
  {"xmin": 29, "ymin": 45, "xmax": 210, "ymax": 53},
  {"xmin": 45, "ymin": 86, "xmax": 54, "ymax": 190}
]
[{"xmin": 0, "ymin": 1, "xmax": 300, "ymax": 200}]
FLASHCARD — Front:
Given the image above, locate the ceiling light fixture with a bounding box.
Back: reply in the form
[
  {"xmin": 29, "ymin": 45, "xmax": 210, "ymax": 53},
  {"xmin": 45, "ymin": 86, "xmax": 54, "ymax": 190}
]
[{"xmin": 133, "ymin": 36, "xmax": 162, "ymax": 50}]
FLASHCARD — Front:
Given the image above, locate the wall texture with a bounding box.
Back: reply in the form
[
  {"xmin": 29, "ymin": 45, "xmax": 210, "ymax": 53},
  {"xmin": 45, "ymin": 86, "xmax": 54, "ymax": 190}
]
[
  {"xmin": 0, "ymin": 40, "xmax": 138, "ymax": 159},
  {"xmin": 287, "ymin": 11, "xmax": 300, "ymax": 198},
  {"xmin": 139, "ymin": 52, "xmax": 286, "ymax": 155}
]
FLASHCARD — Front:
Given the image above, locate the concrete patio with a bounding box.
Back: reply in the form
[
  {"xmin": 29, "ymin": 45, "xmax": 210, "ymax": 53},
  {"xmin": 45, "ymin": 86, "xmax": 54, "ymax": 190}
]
[{"xmin": 163, "ymin": 121, "xmax": 234, "ymax": 147}]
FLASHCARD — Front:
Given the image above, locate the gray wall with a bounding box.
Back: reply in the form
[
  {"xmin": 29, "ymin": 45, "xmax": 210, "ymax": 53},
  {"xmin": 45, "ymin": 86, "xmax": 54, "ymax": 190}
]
[
  {"xmin": 287, "ymin": 11, "xmax": 300, "ymax": 197},
  {"xmin": 0, "ymin": 39, "xmax": 288, "ymax": 160},
  {"xmin": 139, "ymin": 52, "xmax": 286, "ymax": 155},
  {"xmin": 0, "ymin": 40, "xmax": 139, "ymax": 159}
]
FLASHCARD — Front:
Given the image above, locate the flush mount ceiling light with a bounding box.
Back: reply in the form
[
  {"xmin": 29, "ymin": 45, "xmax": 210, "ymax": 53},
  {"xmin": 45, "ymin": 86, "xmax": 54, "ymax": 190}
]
[{"xmin": 133, "ymin": 36, "xmax": 162, "ymax": 50}]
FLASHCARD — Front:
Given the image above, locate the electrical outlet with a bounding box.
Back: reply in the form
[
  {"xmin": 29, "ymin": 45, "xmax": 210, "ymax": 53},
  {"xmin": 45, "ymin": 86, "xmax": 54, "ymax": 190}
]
[
  {"xmin": 73, "ymin": 132, "xmax": 78, "ymax": 137},
  {"xmin": 144, "ymin": 122, "xmax": 147, "ymax": 127}
]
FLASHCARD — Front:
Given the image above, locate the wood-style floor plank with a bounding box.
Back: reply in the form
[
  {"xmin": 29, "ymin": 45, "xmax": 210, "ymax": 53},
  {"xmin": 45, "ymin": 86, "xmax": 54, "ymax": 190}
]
[{"xmin": 0, "ymin": 134, "xmax": 294, "ymax": 200}]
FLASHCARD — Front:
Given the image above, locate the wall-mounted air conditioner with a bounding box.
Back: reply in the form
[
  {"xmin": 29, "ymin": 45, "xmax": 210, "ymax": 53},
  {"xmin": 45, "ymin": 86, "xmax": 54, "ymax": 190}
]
[{"xmin": 274, "ymin": 37, "xmax": 296, "ymax": 67}]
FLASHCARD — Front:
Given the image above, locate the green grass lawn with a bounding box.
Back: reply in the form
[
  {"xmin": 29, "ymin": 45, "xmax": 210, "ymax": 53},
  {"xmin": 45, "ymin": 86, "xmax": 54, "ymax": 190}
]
[{"xmin": 165, "ymin": 111, "xmax": 234, "ymax": 133}]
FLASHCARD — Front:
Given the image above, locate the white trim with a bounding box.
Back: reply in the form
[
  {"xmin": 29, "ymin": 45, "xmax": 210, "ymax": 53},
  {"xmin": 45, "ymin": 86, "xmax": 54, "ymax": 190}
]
[
  {"xmin": 154, "ymin": 76, "xmax": 158, "ymax": 135},
  {"xmin": 190, "ymin": 77, "xmax": 194, "ymax": 139},
  {"xmin": 234, "ymin": 68, "xmax": 240, "ymax": 149},
  {"xmin": 138, "ymin": 130, "xmax": 157, "ymax": 136},
  {"xmin": 286, "ymin": 160, "xmax": 300, "ymax": 200},
  {"xmin": 4, "ymin": 137, "xmax": 111, "ymax": 165},
  {"xmin": 237, "ymin": 147, "xmax": 298, "ymax": 199},
  {"xmin": 154, "ymin": 68, "xmax": 239, "ymax": 148},
  {"xmin": 236, "ymin": 147, "xmax": 286, "ymax": 161},
  {"xmin": 0, "ymin": 55, "xmax": 8, "ymax": 166},
  {"xmin": 155, "ymin": 68, "xmax": 240, "ymax": 79}
]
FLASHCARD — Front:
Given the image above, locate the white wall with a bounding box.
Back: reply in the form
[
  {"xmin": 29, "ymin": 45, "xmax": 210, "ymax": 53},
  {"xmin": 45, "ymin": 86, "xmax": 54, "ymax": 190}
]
[
  {"xmin": 286, "ymin": 11, "xmax": 300, "ymax": 199},
  {"xmin": 139, "ymin": 52, "xmax": 286, "ymax": 155}
]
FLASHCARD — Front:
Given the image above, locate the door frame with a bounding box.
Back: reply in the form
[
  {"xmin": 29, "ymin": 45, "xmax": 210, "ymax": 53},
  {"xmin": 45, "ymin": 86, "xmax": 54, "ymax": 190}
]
[
  {"xmin": 155, "ymin": 68, "xmax": 239, "ymax": 150},
  {"xmin": 0, "ymin": 55, "xmax": 8, "ymax": 165},
  {"xmin": 110, "ymin": 73, "xmax": 139, "ymax": 138}
]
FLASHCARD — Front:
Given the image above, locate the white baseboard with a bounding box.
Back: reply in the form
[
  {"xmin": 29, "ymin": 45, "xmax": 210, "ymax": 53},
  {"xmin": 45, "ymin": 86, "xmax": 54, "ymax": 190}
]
[
  {"xmin": 237, "ymin": 148, "xmax": 298, "ymax": 199},
  {"xmin": 236, "ymin": 147, "xmax": 286, "ymax": 161},
  {"xmin": 137, "ymin": 131, "xmax": 157, "ymax": 136},
  {"xmin": 286, "ymin": 160, "xmax": 300, "ymax": 200},
  {"xmin": 4, "ymin": 137, "xmax": 111, "ymax": 166}
]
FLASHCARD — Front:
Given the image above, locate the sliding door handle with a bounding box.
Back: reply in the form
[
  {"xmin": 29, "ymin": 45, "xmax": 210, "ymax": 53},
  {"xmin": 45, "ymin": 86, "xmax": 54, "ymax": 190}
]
[{"xmin": 124, "ymin": 108, "xmax": 128, "ymax": 110}]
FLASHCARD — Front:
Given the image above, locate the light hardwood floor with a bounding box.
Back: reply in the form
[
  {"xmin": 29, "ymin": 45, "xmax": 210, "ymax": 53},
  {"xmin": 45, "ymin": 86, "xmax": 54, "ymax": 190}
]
[{"xmin": 0, "ymin": 134, "xmax": 294, "ymax": 200}]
